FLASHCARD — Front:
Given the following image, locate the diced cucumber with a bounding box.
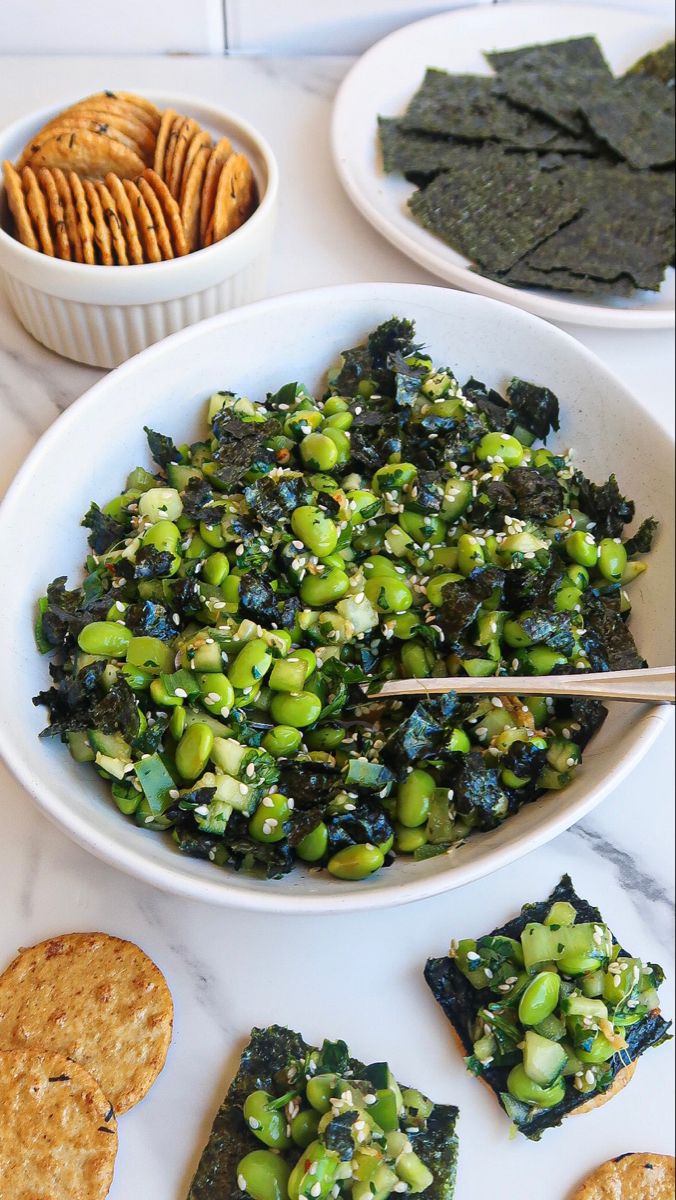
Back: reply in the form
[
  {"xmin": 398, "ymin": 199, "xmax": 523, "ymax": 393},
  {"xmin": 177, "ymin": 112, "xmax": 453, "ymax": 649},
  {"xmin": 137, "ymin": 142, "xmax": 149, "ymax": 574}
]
[
  {"xmin": 211, "ymin": 737, "xmax": 247, "ymax": 777},
  {"xmin": 133, "ymin": 753, "xmax": 176, "ymax": 816},
  {"xmin": 533, "ymin": 1014, "xmax": 566, "ymax": 1042},
  {"xmin": 336, "ymin": 594, "xmax": 379, "ymax": 634},
  {"xmin": 196, "ymin": 771, "xmax": 255, "ymax": 815},
  {"xmin": 269, "ymin": 657, "xmax": 308, "ymax": 693},
  {"xmin": 166, "ymin": 462, "xmax": 203, "ymax": 490},
  {"xmin": 521, "ymin": 923, "xmax": 562, "ymax": 971},
  {"xmin": 88, "ymin": 729, "xmax": 132, "ymax": 761},
  {"xmin": 95, "ymin": 753, "xmax": 132, "ymax": 781},
  {"xmin": 67, "ymin": 730, "xmax": 95, "ymax": 763},
  {"xmin": 368, "ymin": 1089, "xmax": 400, "ymax": 1133},
  {"xmin": 563, "ymin": 995, "xmax": 608, "ymax": 1021},
  {"xmin": 396, "ymin": 1152, "xmax": 434, "ymax": 1195},
  {"xmin": 522, "ymin": 1031, "xmax": 567, "ymax": 1087},
  {"xmin": 545, "ymin": 901, "xmax": 577, "ymax": 928}
]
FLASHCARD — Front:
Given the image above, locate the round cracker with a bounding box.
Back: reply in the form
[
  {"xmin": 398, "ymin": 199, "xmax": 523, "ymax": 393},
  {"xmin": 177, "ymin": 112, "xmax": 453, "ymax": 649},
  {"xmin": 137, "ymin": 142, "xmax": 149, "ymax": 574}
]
[
  {"xmin": 82, "ymin": 179, "xmax": 113, "ymax": 266},
  {"xmin": 104, "ymin": 172, "xmax": 144, "ymax": 264},
  {"xmin": 199, "ymin": 137, "xmax": 232, "ymax": 246},
  {"xmin": 180, "ymin": 128, "xmax": 212, "ymax": 203},
  {"xmin": 123, "ymin": 179, "xmax": 161, "ymax": 263},
  {"xmin": 0, "ymin": 933, "xmax": 173, "ymax": 1114},
  {"xmin": 68, "ymin": 171, "xmax": 95, "ymax": 264},
  {"xmin": 19, "ymin": 117, "xmax": 151, "ymax": 171},
  {"xmin": 25, "ymin": 129, "xmax": 144, "ymax": 180},
  {"xmin": 153, "ymin": 108, "xmax": 177, "ymax": 176},
  {"xmin": 0, "ymin": 1047, "xmax": 117, "ymax": 1200},
  {"xmin": 65, "ymin": 91, "xmax": 160, "ymax": 133},
  {"xmin": 142, "ymin": 168, "xmax": 189, "ymax": 256},
  {"xmin": 161, "ymin": 114, "xmax": 183, "ymax": 189},
  {"xmin": 571, "ymin": 1153, "xmax": 675, "ymax": 1200},
  {"xmin": 37, "ymin": 168, "xmax": 71, "ymax": 260},
  {"xmin": 22, "ymin": 166, "xmax": 54, "ymax": 256},
  {"xmin": 180, "ymin": 137, "xmax": 212, "ymax": 252},
  {"xmin": 573, "ymin": 1060, "xmax": 637, "ymax": 1116},
  {"xmin": 37, "ymin": 109, "xmax": 155, "ymax": 161},
  {"xmin": 137, "ymin": 176, "xmax": 174, "ymax": 260},
  {"xmin": 213, "ymin": 151, "xmax": 257, "ymax": 243},
  {"xmin": 53, "ymin": 167, "xmax": 82, "ymax": 261},
  {"xmin": 3, "ymin": 160, "xmax": 39, "ymax": 250},
  {"xmin": 95, "ymin": 180, "xmax": 128, "ymax": 265},
  {"xmin": 168, "ymin": 116, "xmax": 199, "ymax": 199}
]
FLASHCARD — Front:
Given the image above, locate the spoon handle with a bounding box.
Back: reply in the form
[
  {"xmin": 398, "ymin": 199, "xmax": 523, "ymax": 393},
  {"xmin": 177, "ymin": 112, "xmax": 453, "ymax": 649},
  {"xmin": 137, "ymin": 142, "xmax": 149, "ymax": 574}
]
[{"xmin": 371, "ymin": 666, "xmax": 675, "ymax": 704}]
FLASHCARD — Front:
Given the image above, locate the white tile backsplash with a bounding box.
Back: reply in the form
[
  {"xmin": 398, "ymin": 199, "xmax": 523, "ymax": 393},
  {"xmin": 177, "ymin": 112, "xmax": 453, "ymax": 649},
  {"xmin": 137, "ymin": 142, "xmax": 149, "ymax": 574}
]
[{"xmin": 0, "ymin": 0, "xmax": 225, "ymax": 54}]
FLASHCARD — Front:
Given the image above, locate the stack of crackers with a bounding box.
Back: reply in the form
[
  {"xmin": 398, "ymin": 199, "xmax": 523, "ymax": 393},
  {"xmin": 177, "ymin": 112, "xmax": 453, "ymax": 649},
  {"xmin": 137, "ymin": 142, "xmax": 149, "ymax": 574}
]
[
  {"xmin": 2, "ymin": 89, "xmax": 258, "ymax": 265},
  {"xmin": 0, "ymin": 932, "xmax": 173, "ymax": 1197}
]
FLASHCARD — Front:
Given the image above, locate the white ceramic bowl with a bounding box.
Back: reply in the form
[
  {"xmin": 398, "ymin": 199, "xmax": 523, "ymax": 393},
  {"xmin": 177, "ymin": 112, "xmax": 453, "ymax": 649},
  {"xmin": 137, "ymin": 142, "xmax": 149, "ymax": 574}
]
[
  {"xmin": 0, "ymin": 92, "xmax": 278, "ymax": 368},
  {"xmin": 0, "ymin": 284, "xmax": 672, "ymax": 912}
]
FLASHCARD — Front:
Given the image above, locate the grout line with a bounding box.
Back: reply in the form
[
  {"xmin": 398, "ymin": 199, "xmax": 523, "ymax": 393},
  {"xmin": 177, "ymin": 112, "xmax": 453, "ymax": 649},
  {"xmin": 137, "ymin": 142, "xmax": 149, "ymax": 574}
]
[{"xmin": 222, "ymin": 0, "xmax": 229, "ymax": 54}]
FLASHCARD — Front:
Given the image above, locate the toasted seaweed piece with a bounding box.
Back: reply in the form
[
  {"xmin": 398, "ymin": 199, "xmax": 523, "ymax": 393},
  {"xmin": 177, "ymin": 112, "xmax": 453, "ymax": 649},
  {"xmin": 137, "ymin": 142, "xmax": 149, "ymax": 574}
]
[
  {"xmin": 187, "ymin": 1026, "xmax": 460, "ymax": 1200},
  {"xmin": 425, "ymin": 876, "xmax": 672, "ymax": 1141},
  {"xmin": 490, "ymin": 39, "xmax": 613, "ymax": 135},
  {"xmin": 488, "ymin": 262, "xmax": 638, "ymax": 297},
  {"xmin": 408, "ymin": 149, "xmax": 580, "ymax": 273},
  {"xmin": 625, "ymin": 39, "xmax": 675, "ymax": 87},
  {"xmin": 378, "ymin": 117, "xmax": 465, "ymax": 177},
  {"xmin": 400, "ymin": 69, "xmax": 566, "ymax": 149},
  {"xmin": 580, "ymin": 76, "xmax": 675, "ymax": 169}
]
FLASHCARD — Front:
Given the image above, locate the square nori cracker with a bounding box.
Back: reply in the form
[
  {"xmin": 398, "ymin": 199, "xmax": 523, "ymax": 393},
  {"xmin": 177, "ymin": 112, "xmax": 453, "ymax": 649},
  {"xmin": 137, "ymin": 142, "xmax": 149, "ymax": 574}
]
[
  {"xmin": 408, "ymin": 147, "xmax": 580, "ymax": 273},
  {"xmin": 400, "ymin": 68, "xmax": 566, "ymax": 150},
  {"xmin": 625, "ymin": 39, "xmax": 675, "ymax": 87},
  {"xmin": 485, "ymin": 262, "xmax": 638, "ymax": 297},
  {"xmin": 378, "ymin": 117, "xmax": 466, "ymax": 178},
  {"xmin": 425, "ymin": 875, "xmax": 672, "ymax": 1141},
  {"xmin": 188, "ymin": 1026, "xmax": 460, "ymax": 1200},
  {"xmin": 580, "ymin": 76, "xmax": 676, "ymax": 169},
  {"xmin": 518, "ymin": 159, "xmax": 675, "ymax": 290},
  {"xmin": 489, "ymin": 38, "xmax": 613, "ymax": 135}
]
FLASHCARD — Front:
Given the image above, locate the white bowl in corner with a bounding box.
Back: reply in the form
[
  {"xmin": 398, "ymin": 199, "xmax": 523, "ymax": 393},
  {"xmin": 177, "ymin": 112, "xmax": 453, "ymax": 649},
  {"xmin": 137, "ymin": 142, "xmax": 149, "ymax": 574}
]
[
  {"xmin": 0, "ymin": 284, "xmax": 672, "ymax": 912},
  {"xmin": 0, "ymin": 92, "xmax": 278, "ymax": 368}
]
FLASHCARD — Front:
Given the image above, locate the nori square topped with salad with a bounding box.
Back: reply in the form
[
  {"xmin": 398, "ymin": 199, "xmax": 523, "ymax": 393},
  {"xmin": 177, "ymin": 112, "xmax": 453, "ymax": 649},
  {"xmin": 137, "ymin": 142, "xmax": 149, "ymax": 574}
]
[
  {"xmin": 425, "ymin": 876, "xmax": 672, "ymax": 1139},
  {"xmin": 34, "ymin": 319, "xmax": 656, "ymax": 883},
  {"xmin": 188, "ymin": 1026, "xmax": 459, "ymax": 1200},
  {"xmin": 379, "ymin": 36, "xmax": 676, "ymax": 298}
]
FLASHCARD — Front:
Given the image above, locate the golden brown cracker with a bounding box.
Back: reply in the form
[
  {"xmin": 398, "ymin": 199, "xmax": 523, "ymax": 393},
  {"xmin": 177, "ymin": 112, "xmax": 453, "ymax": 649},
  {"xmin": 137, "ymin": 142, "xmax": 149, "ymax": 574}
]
[
  {"xmin": 38, "ymin": 109, "xmax": 156, "ymax": 162},
  {"xmin": 95, "ymin": 180, "xmax": 128, "ymax": 265},
  {"xmin": 123, "ymin": 179, "xmax": 161, "ymax": 263},
  {"xmin": 66, "ymin": 91, "xmax": 159, "ymax": 133},
  {"xmin": 180, "ymin": 128, "xmax": 212, "ymax": 202},
  {"xmin": 199, "ymin": 136, "xmax": 232, "ymax": 246},
  {"xmin": 153, "ymin": 108, "xmax": 177, "ymax": 176},
  {"xmin": 68, "ymin": 171, "xmax": 96, "ymax": 264},
  {"xmin": 0, "ymin": 932, "xmax": 173, "ymax": 1114},
  {"xmin": 167, "ymin": 116, "xmax": 198, "ymax": 199},
  {"xmin": 53, "ymin": 167, "xmax": 82, "ymax": 261},
  {"xmin": 0, "ymin": 1047, "xmax": 117, "ymax": 1200},
  {"xmin": 213, "ymin": 151, "xmax": 256, "ymax": 242},
  {"xmin": 82, "ymin": 179, "xmax": 113, "ymax": 266},
  {"xmin": 3, "ymin": 160, "xmax": 39, "ymax": 250},
  {"xmin": 571, "ymin": 1153, "xmax": 675, "ymax": 1200},
  {"xmin": 573, "ymin": 1060, "xmax": 637, "ymax": 1116},
  {"xmin": 25, "ymin": 129, "xmax": 144, "ymax": 180},
  {"xmin": 105, "ymin": 172, "xmax": 144, "ymax": 264},
  {"xmin": 180, "ymin": 137, "xmax": 212, "ymax": 252},
  {"xmin": 137, "ymin": 175, "xmax": 174, "ymax": 260},
  {"xmin": 161, "ymin": 114, "xmax": 183, "ymax": 189},
  {"xmin": 142, "ymin": 168, "xmax": 188, "ymax": 256},
  {"xmin": 22, "ymin": 166, "xmax": 54, "ymax": 256},
  {"xmin": 37, "ymin": 167, "xmax": 71, "ymax": 260}
]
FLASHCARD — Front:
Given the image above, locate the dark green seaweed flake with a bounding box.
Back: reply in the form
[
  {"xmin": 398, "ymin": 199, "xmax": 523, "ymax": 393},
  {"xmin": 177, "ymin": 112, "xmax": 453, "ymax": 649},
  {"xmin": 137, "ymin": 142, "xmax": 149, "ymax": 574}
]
[
  {"xmin": 378, "ymin": 117, "xmax": 465, "ymax": 178},
  {"xmin": 625, "ymin": 40, "xmax": 675, "ymax": 87},
  {"xmin": 489, "ymin": 39, "xmax": 613, "ymax": 135},
  {"xmin": 486, "ymin": 35, "xmax": 609, "ymax": 76},
  {"xmin": 580, "ymin": 76, "xmax": 675, "ymax": 169},
  {"xmin": 400, "ymin": 69, "xmax": 564, "ymax": 149}
]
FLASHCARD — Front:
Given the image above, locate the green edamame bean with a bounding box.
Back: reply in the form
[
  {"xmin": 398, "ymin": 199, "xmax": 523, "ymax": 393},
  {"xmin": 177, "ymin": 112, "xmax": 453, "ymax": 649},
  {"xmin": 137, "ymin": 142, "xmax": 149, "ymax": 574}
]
[
  {"xmin": 323, "ymin": 428, "xmax": 351, "ymax": 464},
  {"xmin": 598, "ymin": 537, "xmax": 628, "ymax": 582},
  {"xmin": 269, "ymin": 690, "xmax": 322, "ymax": 728},
  {"xmin": 142, "ymin": 518, "xmax": 180, "ymax": 555},
  {"xmin": 398, "ymin": 510, "xmax": 446, "ymax": 546},
  {"xmin": 297, "ymin": 822, "xmax": 329, "ymax": 863},
  {"xmin": 457, "ymin": 534, "xmax": 485, "ymax": 576},
  {"xmin": 364, "ymin": 576, "xmax": 413, "ymax": 613},
  {"xmin": 202, "ymin": 551, "xmax": 230, "ymax": 586},
  {"xmin": 138, "ymin": 486, "xmax": 182, "ymax": 523},
  {"xmin": 243, "ymin": 1091, "xmax": 293, "ymax": 1149},
  {"xmin": 503, "ymin": 616, "xmax": 534, "ymax": 648},
  {"xmin": 149, "ymin": 677, "xmax": 183, "ymax": 708},
  {"xmin": 184, "ymin": 532, "xmax": 209, "ymax": 561},
  {"xmin": 237, "ymin": 1150, "xmax": 291, "ymax": 1200},
  {"xmin": 347, "ymin": 490, "xmax": 381, "ymax": 524},
  {"xmin": 222, "ymin": 574, "xmax": 241, "ymax": 604},
  {"xmin": 126, "ymin": 635, "xmax": 175, "ymax": 674},
  {"xmin": 175, "ymin": 722, "xmax": 214, "ymax": 781},
  {"xmin": 300, "ymin": 568, "xmax": 350, "ymax": 607},
  {"xmin": 394, "ymin": 824, "xmax": 428, "ymax": 854},
  {"xmin": 524, "ymin": 647, "xmax": 568, "ymax": 675},
  {"xmin": 306, "ymin": 1075, "xmax": 338, "ymax": 1114},
  {"xmin": 518, "ymin": 971, "xmax": 562, "ymax": 1026},
  {"xmin": 323, "ymin": 396, "xmax": 349, "ymax": 415},
  {"xmin": 390, "ymin": 611, "xmax": 419, "ymax": 639},
  {"xmin": 198, "ymin": 672, "xmax": 235, "ymax": 718},
  {"xmin": 447, "ymin": 727, "xmax": 471, "ymax": 753},
  {"xmin": 300, "ymin": 432, "xmax": 339, "ymax": 472},
  {"xmin": 293, "ymin": 648, "xmax": 317, "ymax": 678},
  {"xmin": 372, "ymin": 462, "xmax": 417, "ymax": 495},
  {"xmin": 229, "ymin": 639, "xmax": 273, "ymax": 689},
  {"xmin": 565, "ymin": 564, "xmax": 590, "ymax": 590},
  {"xmin": 120, "ymin": 663, "xmax": 154, "ymax": 691},
  {"xmin": 169, "ymin": 706, "xmax": 187, "ymax": 741},
  {"xmin": 323, "ymin": 411, "xmax": 353, "ymax": 431},
  {"xmin": 507, "ymin": 1065, "xmax": 565, "ymax": 1108},
  {"xmin": 397, "ymin": 769, "xmax": 435, "ymax": 829},
  {"xmin": 305, "ymin": 727, "xmax": 345, "ymax": 750},
  {"xmin": 78, "ymin": 621, "xmax": 133, "ymax": 658},
  {"xmin": 565, "ymin": 530, "xmax": 599, "ymax": 568},
  {"xmin": 400, "ymin": 640, "xmax": 434, "ymax": 678},
  {"xmin": 555, "ymin": 584, "xmax": 583, "ymax": 612},
  {"xmin": 249, "ymin": 793, "xmax": 290, "ymax": 843},
  {"xmin": 576, "ymin": 1033, "xmax": 617, "ymax": 1064},
  {"xmin": 477, "ymin": 432, "xmax": 524, "ymax": 467},
  {"xmin": 363, "ymin": 555, "xmax": 401, "ymax": 579},
  {"xmin": 262, "ymin": 725, "xmax": 303, "ymax": 757},
  {"xmin": 327, "ymin": 843, "xmax": 385, "ymax": 880},
  {"xmin": 291, "ymin": 506, "xmax": 338, "ymax": 557},
  {"xmin": 426, "ymin": 572, "xmax": 463, "ymax": 606},
  {"xmin": 441, "ymin": 478, "xmax": 472, "ymax": 521},
  {"xmin": 291, "ymin": 1108, "xmax": 321, "ymax": 1149},
  {"xmin": 200, "ymin": 519, "xmax": 226, "ymax": 549}
]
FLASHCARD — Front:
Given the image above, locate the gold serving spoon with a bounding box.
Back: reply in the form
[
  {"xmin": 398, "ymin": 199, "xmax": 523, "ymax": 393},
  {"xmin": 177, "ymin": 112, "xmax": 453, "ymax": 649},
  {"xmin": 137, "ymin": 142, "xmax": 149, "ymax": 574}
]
[{"xmin": 371, "ymin": 665, "xmax": 675, "ymax": 705}]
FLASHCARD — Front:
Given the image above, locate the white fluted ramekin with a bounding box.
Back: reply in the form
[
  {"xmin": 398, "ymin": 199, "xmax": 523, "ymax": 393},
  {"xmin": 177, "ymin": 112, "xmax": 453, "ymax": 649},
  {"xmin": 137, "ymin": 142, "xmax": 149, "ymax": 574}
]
[{"xmin": 0, "ymin": 92, "xmax": 278, "ymax": 368}]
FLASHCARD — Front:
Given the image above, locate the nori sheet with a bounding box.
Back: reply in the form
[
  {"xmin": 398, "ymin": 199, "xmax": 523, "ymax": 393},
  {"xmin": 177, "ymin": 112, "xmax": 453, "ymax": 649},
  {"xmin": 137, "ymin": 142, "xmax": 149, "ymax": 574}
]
[
  {"xmin": 378, "ymin": 117, "xmax": 466, "ymax": 178},
  {"xmin": 625, "ymin": 40, "xmax": 675, "ymax": 87},
  {"xmin": 408, "ymin": 148, "xmax": 580, "ymax": 272},
  {"xmin": 580, "ymin": 76, "xmax": 676, "ymax": 170},
  {"xmin": 188, "ymin": 1026, "xmax": 460, "ymax": 1199},
  {"xmin": 489, "ymin": 38, "xmax": 613, "ymax": 135},
  {"xmin": 425, "ymin": 875, "xmax": 672, "ymax": 1141},
  {"xmin": 486, "ymin": 261, "xmax": 638, "ymax": 297}
]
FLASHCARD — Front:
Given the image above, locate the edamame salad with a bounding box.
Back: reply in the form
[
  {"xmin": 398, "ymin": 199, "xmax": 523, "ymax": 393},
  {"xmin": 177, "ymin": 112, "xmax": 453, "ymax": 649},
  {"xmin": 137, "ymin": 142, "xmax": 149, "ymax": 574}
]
[{"xmin": 34, "ymin": 319, "xmax": 655, "ymax": 881}]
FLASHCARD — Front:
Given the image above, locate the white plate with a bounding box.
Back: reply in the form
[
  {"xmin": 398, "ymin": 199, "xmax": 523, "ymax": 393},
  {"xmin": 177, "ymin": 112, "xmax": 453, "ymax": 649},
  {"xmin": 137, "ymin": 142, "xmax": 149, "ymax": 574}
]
[
  {"xmin": 332, "ymin": 3, "xmax": 675, "ymax": 330},
  {"xmin": 0, "ymin": 283, "xmax": 672, "ymax": 912}
]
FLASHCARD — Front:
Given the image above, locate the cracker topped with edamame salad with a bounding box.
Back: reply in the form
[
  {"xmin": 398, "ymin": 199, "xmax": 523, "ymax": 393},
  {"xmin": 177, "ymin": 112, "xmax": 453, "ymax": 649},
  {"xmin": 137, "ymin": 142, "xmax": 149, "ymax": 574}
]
[
  {"xmin": 425, "ymin": 876, "xmax": 672, "ymax": 1139},
  {"xmin": 34, "ymin": 318, "xmax": 656, "ymax": 883}
]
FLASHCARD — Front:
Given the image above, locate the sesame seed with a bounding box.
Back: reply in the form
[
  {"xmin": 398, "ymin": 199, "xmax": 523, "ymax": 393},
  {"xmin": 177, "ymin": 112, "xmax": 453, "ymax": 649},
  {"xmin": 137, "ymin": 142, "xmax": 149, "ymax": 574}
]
[
  {"xmin": 174, "ymin": 687, "xmax": 188, "ymax": 699},
  {"xmin": 238, "ymin": 1177, "xmax": 247, "ymax": 1192},
  {"xmin": 585, "ymin": 1070, "xmax": 596, "ymax": 1086},
  {"xmin": 169, "ymin": 789, "xmax": 180, "ymax": 800}
]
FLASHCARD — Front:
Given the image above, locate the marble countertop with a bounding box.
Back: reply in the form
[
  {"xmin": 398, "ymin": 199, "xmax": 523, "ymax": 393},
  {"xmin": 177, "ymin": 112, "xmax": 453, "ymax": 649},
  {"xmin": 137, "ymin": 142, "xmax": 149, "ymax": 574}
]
[{"xmin": 0, "ymin": 55, "xmax": 673, "ymax": 1200}]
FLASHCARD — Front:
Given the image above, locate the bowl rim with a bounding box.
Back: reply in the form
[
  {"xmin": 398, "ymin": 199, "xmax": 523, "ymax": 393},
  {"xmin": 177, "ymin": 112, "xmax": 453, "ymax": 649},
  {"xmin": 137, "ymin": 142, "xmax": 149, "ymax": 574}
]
[
  {"xmin": 0, "ymin": 282, "xmax": 672, "ymax": 913},
  {"xmin": 0, "ymin": 89, "xmax": 279, "ymax": 292}
]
